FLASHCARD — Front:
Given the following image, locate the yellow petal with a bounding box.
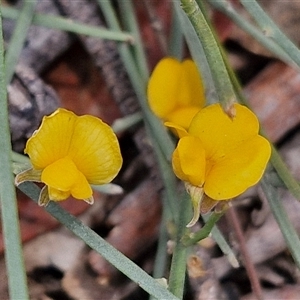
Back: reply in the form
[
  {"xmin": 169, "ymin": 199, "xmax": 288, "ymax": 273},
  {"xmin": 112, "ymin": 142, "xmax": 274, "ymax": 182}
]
[
  {"xmin": 147, "ymin": 57, "xmax": 181, "ymax": 119},
  {"xmin": 147, "ymin": 58, "xmax": 205, "ymax": 127},
  {"xmin": 42, "ymin": 157, "xmax": 80, "ymax": 191},
  {"xmin": 41, "ymin": 156, "xmax": 92, "ymax": 200},
  {"xmin": 189, "ymin": 103, "xmax": 260, "ymax": 161},
  {"xmin": 67, "ymin": 115, "xmax": 122, "ymax": 184},
  {"xmin": 70, "ymin": 171, "xmax": 93, "ymax": 200},
  {"xmin": 48, "ymin": 187, "xmax": 71, "ymax": 202},
  {"xmin": 25, "ymin": 108, "xmax": 77, "ymax": 169},
  {"xmin": 167, "ymin": 106, "xmax": 201, "ymax": 130},
  {"xmin": 172, "ymin": 136, "xmax": 206, "ymax": 186},
  {"xmin": 204, "ymin": 135, "xmax": 271, "ymax": 200},
  {"xmin": 164, "ymin": 122, "xmax": 188, "ymax": 138},
  {"xmin": 177, "ymin": 59, "xmax": 205, "ymax": 108}
]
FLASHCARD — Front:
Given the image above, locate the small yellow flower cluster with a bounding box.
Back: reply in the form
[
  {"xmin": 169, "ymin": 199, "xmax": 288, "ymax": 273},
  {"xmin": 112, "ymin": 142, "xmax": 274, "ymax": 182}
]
[
  {"xmin": 15, "ymin": 108, "xmax": 122, "ymax": 206},
  {"xmin": 148, "ymin": 57, "xmax": 271, "ymax": 221}
]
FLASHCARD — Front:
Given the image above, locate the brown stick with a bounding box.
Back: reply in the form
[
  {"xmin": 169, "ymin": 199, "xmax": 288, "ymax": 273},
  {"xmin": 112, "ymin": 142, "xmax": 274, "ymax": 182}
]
[{"xmin": 227, "ymin": 205, "xmax": 264, "ymax": 300}]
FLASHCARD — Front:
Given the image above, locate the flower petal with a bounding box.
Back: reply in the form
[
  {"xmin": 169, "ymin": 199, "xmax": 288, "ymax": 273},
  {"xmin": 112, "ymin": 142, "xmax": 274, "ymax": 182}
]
[
  {"xmin": 204, "ymin": 135, "xmax": 271, "ymax": 200},
  {"xmin": 41, "ymin": 157, "xmax": 81, "ymax": 191},
  {"xmin": 173, "ymin": 136, "xmax": 206, "ymax": 186},
  {"xmin": 25, "ymin": 108, "xmax": 77, "ymax": 169},
  {"xmin": 70, "ymin": 171, "xmax": 93, "ymax": 200},
  {"xmin": 177, "ymin": 59, "xmax": 205, "ymax": 108},
  {"xmin": 147, "ymin": 58, "xmax": 205, "ymax": 127},
  {"xmin": 48, "ymin": 187, "xmax": 71, "ymax": 202},
  {"xmin": 188, "ymin": 103, "xmax": 260, "ymax": 161},
  {"xmin": 68, "ymin": 115, "xmax": 122, "ymax": 184},
  {"xmin": 164, "ymin": 122, "xmax": 188, "ymax": 138},
  {"xmin": 167, "ymin": 106, "xmax": 201, "ymax": 130},
  {"xmin": 41, "ymin": 156, "xmax": 93, "ymax": 200},
  {"xmin": 147, "ymin": 57, "xmax": 181, "ymax": 119}
]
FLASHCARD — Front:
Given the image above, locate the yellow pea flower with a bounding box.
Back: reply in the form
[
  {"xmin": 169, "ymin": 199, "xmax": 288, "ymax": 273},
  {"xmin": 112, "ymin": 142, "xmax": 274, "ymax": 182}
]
[
  {"xmin": 147, "ymin": 57, "xmax": 205, "ymax": 129},
  {"xmin": 15, "ymin": 108, "xmax": 122, "ymax": 206},
  {"xmin": 168, "ymin": 103, "xmax": 271, "ymax": 226}
]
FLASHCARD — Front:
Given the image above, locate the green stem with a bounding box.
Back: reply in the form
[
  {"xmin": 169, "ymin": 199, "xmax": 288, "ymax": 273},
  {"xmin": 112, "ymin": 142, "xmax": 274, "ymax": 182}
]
[
  {"xmin": 261, "ymin": 173, "xmax": 300, "ymax": 269},
  {"xmin": 18, "ymin": 182, "xmax": 179, "ymax": 300},
  {"xmin": 0, "ymin": 8, "xmax": 29, "ymax": 299},
  {"xmin": 182, "ymin": 211, "xmax": 224, "ymax": 247},
  {"xmin": 179, "ymin": 0, "xmax": 236, "ymax": 109},
  {"xmin": 168, "ymin": 5, "xmax": 184, "ymax": 59},
  {"xmin": 118, "ymin": 0, "xmax": 149, "ymax": 81},
  {"xmin": 168, "ymin": 194, "xmax": 191, "ymax": 299},
  {"xmin": 1, "ymin": 6, "xmax": 133, "ymax": 44},
  {"xmin": 240, "ymin": 0, "xmax": 300, "ymax": 68},
  {"xmin": 5, "ymin": 0, "xmax": 37, "ymax": 84},
  {"xmin": 208, "ymin": 218, "xmax": 239, "ymax": 268},
  {"xmin": 207, "ymin": 0, "xmax": 296, "ymax": 68},
  {"xmin": 270, "ymin": 146, "xmax": 300, "ymax": 200},
  {"xmin": 173, "ymin": 1, "xmax": 218, "ymax": 104}
]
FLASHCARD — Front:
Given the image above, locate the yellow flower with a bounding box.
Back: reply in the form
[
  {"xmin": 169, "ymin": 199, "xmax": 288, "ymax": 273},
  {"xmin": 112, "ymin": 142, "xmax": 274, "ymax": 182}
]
[
  {"xmin": 147, "ymin": 57, "xmax": 205, "ymax": 129},
  {"xmin": 168, "ymin": 103, "xmax": 271, "ymax": 225},
  {"xmin": 15, "ymin": 108, "xmax": 122, "ymax": 206}
]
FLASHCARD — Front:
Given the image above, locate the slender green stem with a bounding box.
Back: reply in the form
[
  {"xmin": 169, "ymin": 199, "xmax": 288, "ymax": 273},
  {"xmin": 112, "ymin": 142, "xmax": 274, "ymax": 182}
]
[
  {"xmin": 118, "ymin": 0, "xmax": 149, "ymax": 81},
  {"xmin": 173, "ymin": 1, "xmax": 218, "ymax": 104},
  {"xmin": 261, "ymin": 173, "xmax": 300, "ymax": 269},
  {"xmin": 18, "ymin": 182, "xmax": 179, "ymax": 300},
  {"xmin": 168, "ymin": 194, "xmax": 191, "ymax": 299},
  {"xmin": 0, "ymin": 8, "xmax": 29, "ymax": 299},
  {"xmin": 11, "ymin": 151, "xmax": 30, "ymax": 164},
  {"xmin": 207, "ymin": 0, "xmax": 297, "ymax": 68},
  {"xmin": 179, "ymin": 0, "xmax": 236, "ymax": 109},
  {"xmin": 5, "ymin": 0, "xmax": 37, "ymax": 84},
  {"xmin": 1, "ymin": 6, "xmax": 133, "ymax": 44},
  {"xmin": 182, "ymin": 211, "xmax": 224, "ymax": 247},
  {"xmin": 168, "ymin": 5, "xmax": 184, "ymax": 59},
  {"xmin": 112, "ymin": 112, "xmax": 143, "ymax": 134},
  {"xmin": 270, "ymin": 146, "xmax": 300, "ymax": 200},
  {"xmin": 208, "ymin": 219, "xmax": 239, "ymax": 268},
  {"xmin": 240, "ymin": 0, "xmax": 300, "ymax": 68},
  {"xmin": 151, "ymin": 196, "xmax": 170, "ymax": 280}
]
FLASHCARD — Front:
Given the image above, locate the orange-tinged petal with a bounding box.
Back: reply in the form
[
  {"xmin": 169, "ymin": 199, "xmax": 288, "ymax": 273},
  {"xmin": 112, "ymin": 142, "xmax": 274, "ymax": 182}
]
[
  {"xmin": 167, "ymin": 106, "xmax": 201, "ymax": 130},
  {"xmin": 188, "ymin": 103, "xmax": 260, "ymax": 161},
  {"xmin": 68, "ymin": 115, "xmax": 122, "ymax": 184},
  {"xmin": 173, "ymin": 136, "xmax": 206, "ymax": 186},
  {"xmin": 25, "ymin": 108, "xmax": 77, "ymax": 169},
  {"xmin": 177, "ymin": 59, "xmax": 205, "ymax": 108},
  {"xmin": 147, "ymin": 57, "xmax": 181, "ymax": 119},
  {"xmin": 204, "ymin": 135, "xmax": 271, "ymax": 200}
]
